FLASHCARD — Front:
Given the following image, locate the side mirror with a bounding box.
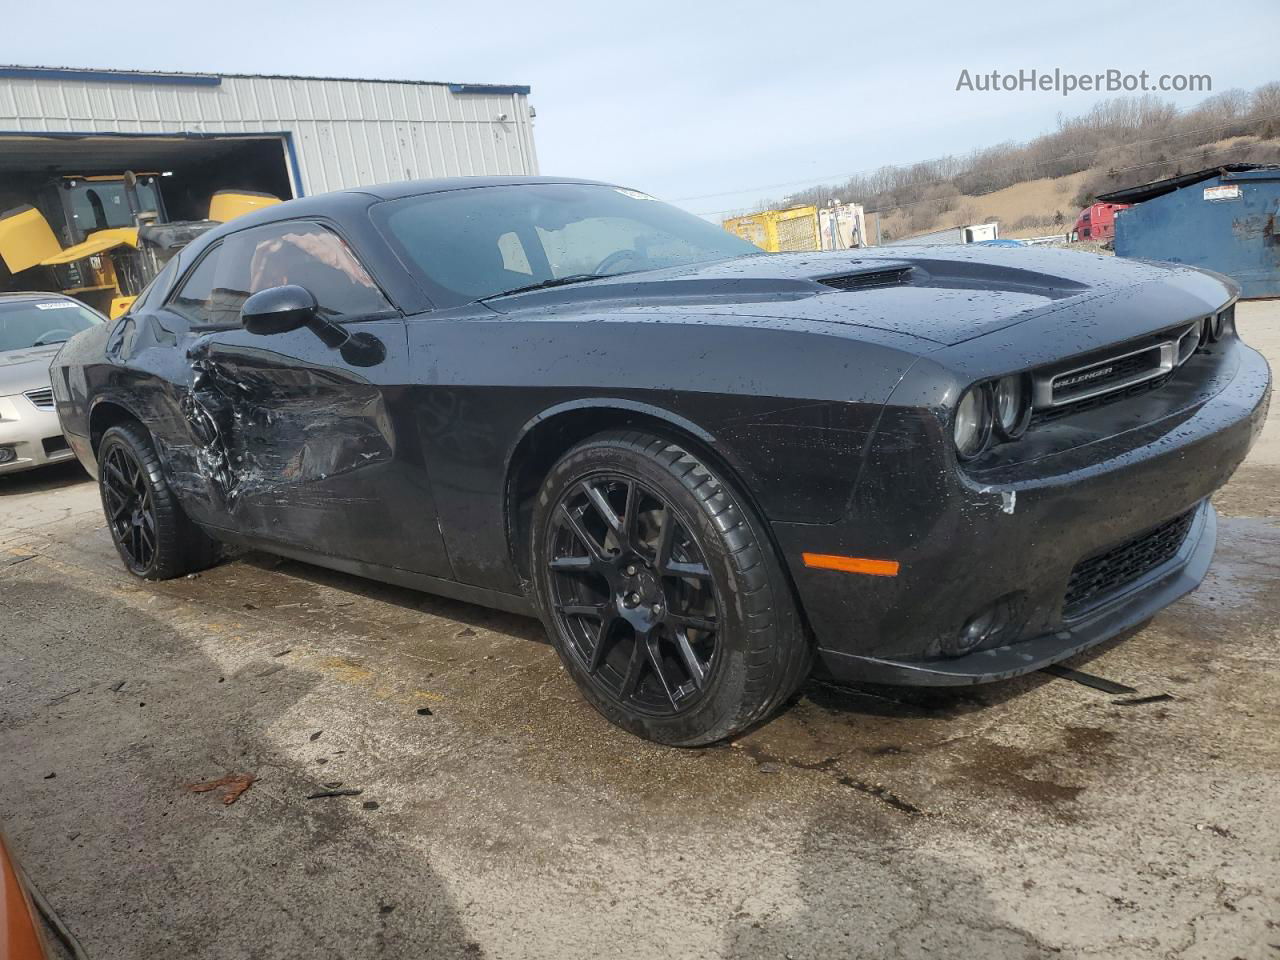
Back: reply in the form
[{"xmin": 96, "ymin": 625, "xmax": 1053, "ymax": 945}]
[
  {"xmin": 241, "ymin": 284, "xmax": 318, "ymax": 336},
  {"xmin": 238, "ymin": 283, "xmax": 385, "ymax": 367}
]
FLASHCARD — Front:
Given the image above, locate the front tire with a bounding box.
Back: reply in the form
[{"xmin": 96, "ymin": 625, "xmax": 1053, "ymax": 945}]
[
  {"xmin": 98, "ymin": 422, "xmax": 220, "ymax": 580},
  {"xmin": 531, "ymin": 430, "xmax": 811, "ymax": 746}
]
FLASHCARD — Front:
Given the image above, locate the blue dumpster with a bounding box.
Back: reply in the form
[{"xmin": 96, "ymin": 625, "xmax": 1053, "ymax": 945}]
[{"xmin": 1101, "ymin": 164, "xmax": 1280, "ymax": 299}]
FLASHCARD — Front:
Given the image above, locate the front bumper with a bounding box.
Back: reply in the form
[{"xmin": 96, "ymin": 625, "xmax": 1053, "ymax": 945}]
[
  {"xmin": 820, "ymin": 502, "xmax": 1216, "ymax": 685},
  {"xmin": 774, "ymin": 337, "xmax": 1271, "ymax": 686},
  {"xmin": 0, "ymin": 395, "xmax": 76, "ymax": 476}
]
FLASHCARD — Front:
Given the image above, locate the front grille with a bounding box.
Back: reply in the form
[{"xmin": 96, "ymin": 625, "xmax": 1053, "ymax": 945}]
[
  {"xmin": 1031, "ymin": 371, "xmax": 1172, "ymax": 426},
  {"xmin": 23, "ymin": 387, "xmax": 54, "ymax": 411},
  {"xmin": 1063, "ymin": 508, "xmax": 1196, "ymax": 616},
  {"xmin": 819, "ymin": 267, "xmax": 912, "ymax": 292},
  {"xmin": 1031, "ymin": 321, "xmax": 1206, "ymax": 424},
  {"xmin": 1052, "ymin": 347, "xmax": 1162, "ymax": 404}
]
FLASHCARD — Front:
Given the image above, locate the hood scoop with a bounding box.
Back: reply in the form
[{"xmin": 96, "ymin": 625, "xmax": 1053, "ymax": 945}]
[{"xmin": 817, "ymin": 266, "xmax": 912, "ymax": 292}]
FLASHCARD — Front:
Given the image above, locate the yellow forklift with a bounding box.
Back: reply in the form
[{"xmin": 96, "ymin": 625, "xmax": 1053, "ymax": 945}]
[{"xmin": 0, "ymin": 172, "xmax": 278, "ymax": 317}]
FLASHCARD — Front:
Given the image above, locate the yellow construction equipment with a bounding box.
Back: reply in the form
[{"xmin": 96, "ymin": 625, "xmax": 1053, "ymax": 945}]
[
  {"xmin": 0, "ymin": 206, "xmax": 63, "ymax": 272},
  {"xmin": 0, "ymin": 174, "xmax": 280, "ymax": 318},
  {"xmin": 209, "ymin": 189, "xmax": 283, "ymax": 223}
]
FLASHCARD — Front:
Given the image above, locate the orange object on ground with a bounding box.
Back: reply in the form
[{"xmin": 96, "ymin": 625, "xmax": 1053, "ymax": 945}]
[{"xmin": 0, "ymin": 833, "xmax": 49, "ymax": 960}]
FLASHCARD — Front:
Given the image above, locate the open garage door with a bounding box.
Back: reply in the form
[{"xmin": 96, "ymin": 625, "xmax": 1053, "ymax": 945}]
[
  {"xmin": 0, "ymin": 132, "xmax": 297, "ymax": 304},
  {"xmin": 0, "ymin": 132, "xmax": 297, "ymax": 224}
]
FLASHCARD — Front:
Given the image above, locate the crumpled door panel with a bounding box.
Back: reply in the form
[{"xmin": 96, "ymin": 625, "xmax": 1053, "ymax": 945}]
[{"xmin": 182, "ymin": 346, "xmax": 394, "ymax": 508}]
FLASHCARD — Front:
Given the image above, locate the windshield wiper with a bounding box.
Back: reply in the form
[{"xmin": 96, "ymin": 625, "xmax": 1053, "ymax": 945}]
[{"xmin": 479, "ymin": 274, "xmax": 609, "ymax": 302}]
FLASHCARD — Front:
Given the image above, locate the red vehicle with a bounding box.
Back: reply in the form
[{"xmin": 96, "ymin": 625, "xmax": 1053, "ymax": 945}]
[{"xmin": 1072, "ymin": 202, "xmax": 1131, "ymax": 242}]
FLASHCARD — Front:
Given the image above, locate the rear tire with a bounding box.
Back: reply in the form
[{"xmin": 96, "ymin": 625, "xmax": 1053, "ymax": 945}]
[
  {"xmin": 97, "ymin": 422, "xmax": 220, "ymax": 580},
  {"xmin": 531, "ymin": 430, "xmax": 811, "ymax": 746}
]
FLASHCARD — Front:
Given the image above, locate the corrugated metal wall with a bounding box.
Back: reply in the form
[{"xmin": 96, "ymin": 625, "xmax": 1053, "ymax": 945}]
[{"xmin": 0, "ymin": 70, "xmax": 539, "ymax": 195}]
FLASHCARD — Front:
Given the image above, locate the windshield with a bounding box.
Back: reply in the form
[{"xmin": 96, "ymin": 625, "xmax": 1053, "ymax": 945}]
[
  {"xmin": 372, "ymin": 182, "xmax": 759, "ymax": 307},
  {"xmin": 0, "ymin": 299, "xmax": 102, "ymax": 352}
]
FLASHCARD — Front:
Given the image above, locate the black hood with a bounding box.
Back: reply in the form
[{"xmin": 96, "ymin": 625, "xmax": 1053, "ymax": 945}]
[{"xmin": 484, "ymin": 246, "xmax": 1229, "ymax": 347}]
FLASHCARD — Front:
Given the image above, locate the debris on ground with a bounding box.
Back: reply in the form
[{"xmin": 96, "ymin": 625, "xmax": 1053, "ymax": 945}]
[
  {"xmin": 1195, "ymin": 822, "xmax": 1235, "ymax": 838},
  {"xmin": 1113, "ymin": 693, "xmax": 1175, "ymax": 706},
  {"xmin": 186, "ymin": 773, "xmax": 257, "ymax": 805},
  {"xmin": 1041, "ymin": 664, "xmax": 1137, "ymax": 695},
  {"xmin": 416, "ymin": 707, "xmax": 433, "ymax": 716},
  {"xmin": 309, "ymin": 730, "xmax": 323, "ymax": 741},
  {"xmin": 109, "ymin": 680, "xmax": 125, "ymax": 693},
  {"xmin": 362, "ymin": 801, "xmax": 379, "ymax": 810},
  {"xmin": 306, "ymin": 788, "xmax": 363, "ymax": 800}
]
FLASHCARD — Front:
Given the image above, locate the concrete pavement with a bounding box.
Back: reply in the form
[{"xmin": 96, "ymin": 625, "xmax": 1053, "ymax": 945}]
[{"xmin": 1, "ymin": 303, "xmax": 1277, "ymax": 960}]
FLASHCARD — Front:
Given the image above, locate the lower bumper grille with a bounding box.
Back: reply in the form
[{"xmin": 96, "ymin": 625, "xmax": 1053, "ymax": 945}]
[
  {"xmin": 42, "ymin": 435, "xmax": 70, "ymax": 456},
  {"xmin": 1064, "ymin": 507, "xmax": 1197, "ymax": 616}
]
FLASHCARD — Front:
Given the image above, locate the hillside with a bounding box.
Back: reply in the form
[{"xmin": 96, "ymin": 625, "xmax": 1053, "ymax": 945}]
[
  {"xmin": 874, "ymin": 133, "xmax": 1280, "ymax": 243},
  {"xmin": 873, "ymin": 172, "xmax": 1088, "ymax": 242},
  {"xmin": 757, "ymin": 85, "xmax": 1280, "ymax": 243}
]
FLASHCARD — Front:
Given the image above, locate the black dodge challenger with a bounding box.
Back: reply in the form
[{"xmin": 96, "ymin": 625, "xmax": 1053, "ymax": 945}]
[{"xmin": 51, "ymin": 177, "xmax": 1271, "ymax": 745}]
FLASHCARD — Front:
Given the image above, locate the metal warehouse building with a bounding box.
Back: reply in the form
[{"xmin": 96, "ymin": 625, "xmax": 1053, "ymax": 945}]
[
  {"xmin": 1102, "ymin": 163, "xmax": 1280, "ymax": 300},
  {"xmin": 0, "ymin": 65, "xmax": 539, "ymax": 209}
]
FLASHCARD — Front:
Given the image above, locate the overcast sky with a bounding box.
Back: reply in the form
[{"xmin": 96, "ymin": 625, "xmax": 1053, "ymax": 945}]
[{"xmin": 4, "ymin": 0, "xmax": 1277, "ymax": 215}]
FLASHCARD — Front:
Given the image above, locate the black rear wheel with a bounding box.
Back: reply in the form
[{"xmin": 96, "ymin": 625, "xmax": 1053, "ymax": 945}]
[
  {"xmin": 101, "ymin": 441, "xmax": 159, "ymax": 573},
  {"xmin": 532, "ymin": 430, "xmax": 811, "ymax": 746},
  {"xmin": 97, "ymin": 422, "xmax": 220, "ymax": 580}
]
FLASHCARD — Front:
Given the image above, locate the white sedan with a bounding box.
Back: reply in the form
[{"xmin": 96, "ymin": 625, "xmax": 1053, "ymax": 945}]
[{"xmin": 0, "ymin": 292, "xmax": 103, "ymax": 475}]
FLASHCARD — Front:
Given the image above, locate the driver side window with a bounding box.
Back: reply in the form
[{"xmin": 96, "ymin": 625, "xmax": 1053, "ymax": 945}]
[
  {"xmin": 168, "ymin": 245, "xmax": 223, "ymax": 324},
  {"xmin": 168, "ymin": 222, "xmax": 392, "ymax": 326}
]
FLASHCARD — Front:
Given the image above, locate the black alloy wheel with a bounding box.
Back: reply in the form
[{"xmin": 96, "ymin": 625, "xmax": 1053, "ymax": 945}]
[
  {"xmin": 97, "ymin": 421, "xmax": 220, "ymax": 580},
  {"xmin": 532, "ymin": 430, "xmax": 812, "ymax": 746},
  {"xmin": 101, "ymin": 441, "xmax": 158, "ymax": 574},
  {"xmin": 547, "ymin": 473, "xmax": 721, "ymax": 715}
]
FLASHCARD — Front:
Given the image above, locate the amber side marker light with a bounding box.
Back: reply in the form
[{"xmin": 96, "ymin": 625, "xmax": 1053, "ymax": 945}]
[{"xmin": 801, "ymin": 553, "xmax": 900, "ymax": 577}]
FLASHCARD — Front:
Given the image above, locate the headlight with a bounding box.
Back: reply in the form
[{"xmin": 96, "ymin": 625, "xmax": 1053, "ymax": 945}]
[
  {"xmin": 954, "ymin": 384, "xmax": 992, "ymax": 460},
  {"xmin": 993, "ymin": 375, "xmax": 1030, "ymax": 439},
  {"xmin": 0, "ymin": 396, "xmax": 22, "ymax": 423}
]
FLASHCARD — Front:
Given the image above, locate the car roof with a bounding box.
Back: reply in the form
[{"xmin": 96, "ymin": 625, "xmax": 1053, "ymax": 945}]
[
  {"xmin": 180, "ymin": 175, "xmax": 625, "ymax": 264},
  {"xmin": 348, "ymin": 175, "xmax": 612, "ymax": 201},
  {"xmin": 0, "ymin": 291, "xmax": 81, "ymax": 304}
]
